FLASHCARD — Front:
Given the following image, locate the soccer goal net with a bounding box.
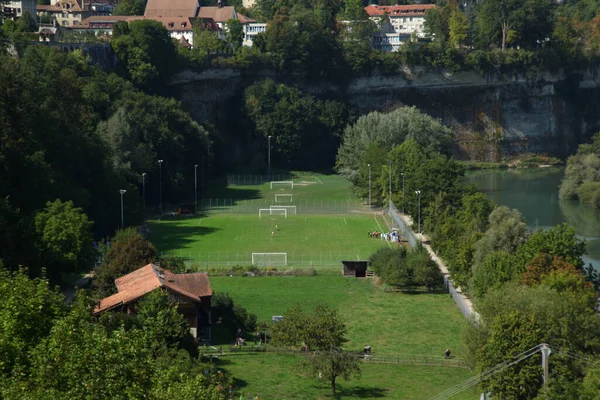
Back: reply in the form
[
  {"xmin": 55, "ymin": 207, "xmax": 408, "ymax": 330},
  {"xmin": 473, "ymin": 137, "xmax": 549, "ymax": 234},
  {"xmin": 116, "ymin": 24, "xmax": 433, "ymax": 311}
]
[
  {"xmin": 270, "ymin": 205, "xmax": 297, "ymax": 215},
  {"xmin": 271, "ymin": 181, "xmax": 294, "ymax": 189},
  {"xmin": 259, "ymin": 208, "xmax": 287, "ymax": 218},
  {"xmin": 252, "ymin": 252, "xmax": 287, "ymax": 266},
  {"xmin": 275, "ymin": 194, "xmax": 293, "ymax": 203}
]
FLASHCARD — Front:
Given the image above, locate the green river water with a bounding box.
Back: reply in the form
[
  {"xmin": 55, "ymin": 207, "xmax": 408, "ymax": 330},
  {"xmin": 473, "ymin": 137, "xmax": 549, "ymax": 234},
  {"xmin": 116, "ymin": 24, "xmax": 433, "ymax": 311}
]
[{"xmin": 465, "ymin": 167, "xmax": 600, "ymax": 269}]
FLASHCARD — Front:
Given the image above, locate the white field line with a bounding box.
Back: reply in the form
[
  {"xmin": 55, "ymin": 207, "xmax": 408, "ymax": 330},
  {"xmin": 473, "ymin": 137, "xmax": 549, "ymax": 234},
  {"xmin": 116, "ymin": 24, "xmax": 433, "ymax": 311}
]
[
  {"xmin": 344, "ymin": 218, "xmax": 347, "ymax": 225},
  {"xmin": 373, "ymin": 214, "xmax": 392, "ymax": 248},
  {"xmin": 315, "ymin": 177, "xmax": 323, "ymax": 184}
]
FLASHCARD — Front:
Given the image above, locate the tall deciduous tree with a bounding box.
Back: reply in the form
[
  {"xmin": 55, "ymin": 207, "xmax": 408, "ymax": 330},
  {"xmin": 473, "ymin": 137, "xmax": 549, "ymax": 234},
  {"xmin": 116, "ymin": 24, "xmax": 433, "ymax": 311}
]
[
  {"xmin": 225, "ymin": 18, "xmax": 244, "ymax": 53},
  {"xmin": 93, "ymin": 227, "xmax": 157, "ymax": 297},
  {"xmin": 303, "ymin": 349, "xmax": 361, "ymax": 396},
  {"xmin": 448, "ymin": 8, "xmax": 468, "ymax": 48},
  {"xmin": 34, "ymin": 199, "xmax": 95, "ymax": 278},
  {"xmin": 271, "ymin": 304, "xmax": 347, "ymax": 351},
  {"xmin": 476, "ymin": 0, "xmax": 522, "ymax": 50}
]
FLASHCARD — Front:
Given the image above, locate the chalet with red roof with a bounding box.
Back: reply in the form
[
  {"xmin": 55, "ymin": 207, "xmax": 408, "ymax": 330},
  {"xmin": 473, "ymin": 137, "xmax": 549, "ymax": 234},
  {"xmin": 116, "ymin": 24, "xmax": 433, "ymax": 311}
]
[
  {"xmin": 94, "ymin": 263, "xmax": 213, "ymax": 343},
  {"xmin": 365, "ymin": 4, "xmax": 436, "ymax": 52}
]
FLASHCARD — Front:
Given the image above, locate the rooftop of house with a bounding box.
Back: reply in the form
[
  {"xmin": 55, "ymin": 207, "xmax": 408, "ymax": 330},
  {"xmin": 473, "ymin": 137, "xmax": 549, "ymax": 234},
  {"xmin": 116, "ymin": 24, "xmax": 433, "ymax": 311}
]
[
  {"xmin": 37, "ymin": 0, "xmax": 84, "ymax": 13},
  {"xmin": 197, "ymin": 5, "xmax": 236, "ymax": 23},
  {"xmin": 93, "ymin": 264, "xmax": 212, "ymax": 315},
  {"xmin": 178, "ymin": 35, "xmax": 192, "ymax": 47},
  {"xmin": 365, "ymin": 4, "xmax": 436, "ymax": 17},
  {"xmin": 152, "ymin": 16, "xmax": 193, "ymax": 31},
  {"xmin": 144, "ymin": 0, "xmax": 199, "ymax": 18},
  {"xmin": 72, "ymin": 15, "xmax": 144, "ymax": 28}
]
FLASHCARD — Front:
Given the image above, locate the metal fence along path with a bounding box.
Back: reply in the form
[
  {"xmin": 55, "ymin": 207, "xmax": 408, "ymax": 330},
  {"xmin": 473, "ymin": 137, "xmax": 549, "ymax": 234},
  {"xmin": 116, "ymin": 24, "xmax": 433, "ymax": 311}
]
[
  {"xmin": 389, "ymin": 200, "xmax": 479, "ymax": 323},
  {"xmin": 197, "ymin": 198, "xmax": 368, "ymax": 215},
  {"xmin": 160, "ymin": 251, "xmax": 364, "ymax": 269}
]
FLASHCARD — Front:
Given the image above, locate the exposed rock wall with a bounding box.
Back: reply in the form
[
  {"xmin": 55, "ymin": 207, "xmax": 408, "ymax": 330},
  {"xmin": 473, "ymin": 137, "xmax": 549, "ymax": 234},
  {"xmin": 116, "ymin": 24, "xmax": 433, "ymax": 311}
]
[{"xmin": 170, "ymin": 68, "xmax": 600, "ymax": 161}]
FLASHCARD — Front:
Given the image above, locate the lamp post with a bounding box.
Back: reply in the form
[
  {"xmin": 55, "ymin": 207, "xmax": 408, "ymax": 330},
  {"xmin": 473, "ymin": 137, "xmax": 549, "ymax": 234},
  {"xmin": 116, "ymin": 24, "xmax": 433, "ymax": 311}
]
[
  {"xmin": 401, "ymin": 173, "xmax": 406, "ymax": 213},
  {"xmin": 142, "ymin": 173, "xmax": 147, "ymax": 211},
  {"xmin": 268, "ymin": 135, "xmax": 272, "ymax": 181},
  {"xmin": 158, "ymin": 159, "xmax": 164, "ymax": 213},
  {"xmin": 415, "ymin": 190, "xmax": 421, "ymax": 234},
  {"xmin": 201, "ymin": 155, "xmax": 205, "ymax": 197},
  {"xmin": 194, "ymin": 164, "xmax": 198, "ymax": 206},
  {"xmin": 119, "ymin": 189, "xmax": 126, "ymax": 229},
  {"xmin": 368, "ymin": 163, "xmax": 372, "ymax": 208}
]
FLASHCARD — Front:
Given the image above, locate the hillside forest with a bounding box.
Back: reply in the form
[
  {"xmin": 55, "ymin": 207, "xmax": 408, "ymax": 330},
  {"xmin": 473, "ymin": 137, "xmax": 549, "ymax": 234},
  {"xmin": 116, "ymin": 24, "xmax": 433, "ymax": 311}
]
[{"xmin": 2, "ymin": 0, "xmax": 600, "ymax": 398}]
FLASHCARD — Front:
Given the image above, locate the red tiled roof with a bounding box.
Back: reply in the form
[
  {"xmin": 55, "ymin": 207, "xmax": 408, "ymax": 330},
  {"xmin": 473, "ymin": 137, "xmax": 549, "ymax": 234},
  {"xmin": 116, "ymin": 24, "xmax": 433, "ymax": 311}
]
[
  {"xmin": 94, "ymin": 264, "xmax": 212, "ymax": 315},
  {"xmin": 198, "ymin": 5, "xmax": 236, "ymax": 23},
  {"xmin": 152, "ymin": 16, "xmax": 193, "ymax": 31},
  {"xmin": 71, "ymin": 15, "xmax": 143, "ymax": 28},
  {"xmin": 145, "ymin": 0, "xmax": 199, "ymax": 18},
  {"xmin": 365, "ymin": 4, "xmax": 436, "ymax": 17},
  {"xmin": 236, "ymin": 12, "xmax": 255, "ymax": 24}
]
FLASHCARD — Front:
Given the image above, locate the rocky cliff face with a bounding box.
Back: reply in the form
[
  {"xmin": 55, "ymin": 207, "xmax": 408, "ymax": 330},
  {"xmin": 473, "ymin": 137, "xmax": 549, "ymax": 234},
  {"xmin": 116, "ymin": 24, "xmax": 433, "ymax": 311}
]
[{"xmin": 170, "ymin": 68, "xmax": 600, "ymax": 161}]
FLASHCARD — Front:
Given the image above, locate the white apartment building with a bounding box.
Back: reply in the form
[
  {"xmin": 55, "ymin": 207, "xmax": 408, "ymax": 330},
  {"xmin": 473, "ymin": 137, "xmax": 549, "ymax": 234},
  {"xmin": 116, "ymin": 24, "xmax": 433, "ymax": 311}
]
[
  {"xmin": 365, "ymin": 4, "xmax": 435, "ymax": 52},
  {"xmin": 4, "ymin": 0, "xmax": 37, "ymax": 20},
  {"xmin": 243, "ymin": 22, "xmax": 266, "ymax": 47}
]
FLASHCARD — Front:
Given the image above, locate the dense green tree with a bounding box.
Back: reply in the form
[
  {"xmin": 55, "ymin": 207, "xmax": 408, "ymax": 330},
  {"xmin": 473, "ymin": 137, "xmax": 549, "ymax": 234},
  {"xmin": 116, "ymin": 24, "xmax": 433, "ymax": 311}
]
[
  {"xmin": 15, "ymin": 10, "xmax": 37, "ymax": 32},
  {"xmin": 34, "ymin": 199, "xmax": 95, "ymax": 278},
  {"xmin": 472, "ymin": 206, "xmax": 528, "ymax": 267},
  {"xmin": 0, "ymin": 268, "xmax": 66, "ymax": 377},
  {"xmin": 560, "ymin": 132, "xmax": 600, "ymax": 206},
  {"xmin": 112, "ymin": 20, "xmax": 177, "ymax": 88},
  {"xmin": 136, "ymin": 290, "xmax": 196, "ymax": 356},
  {"xmin": 245, "ymin": 79, "xmax": 348, "ymax": 170},
  {"xmin": 303, "ymin": 349, "xmax": 361, "ymax": 396},
  {"xmin": 211, "ymin": 292, "xmax": 257, "ymax": 338},
  {"xmin": 336, "ymin": 107, "xmax": 453, "ymax": 187},
  {"xmin": 271, "ymin": 304, "xmax": 347, "ymax": 351},
  {"xmin": 467, "ymin": 283, "xmax": 600, "ymax": 399},
  {"xmin": 114, "ymin": 0, "xmax": 146, "ymax": 16},
  {"xmin": 515, "ymin": 223, "xmax": 586, "ymax": 271},
  {"xmin": 225, "ymin": 18, "xmax": 244, "ymax": 53},
  {"xmin": 471, "ymin": 250, "xmax": 520, "ymax": 299},
  {"xmin": 448, "ymin": 8, "xmax": 468, "ymax": 48},
  {"xmin": 93, "ymin": 228, "xmax": 157, "ymax": 297},
  {"xmin": 0, "ymin": 197, "xmax": 35, "ymax": 269}
]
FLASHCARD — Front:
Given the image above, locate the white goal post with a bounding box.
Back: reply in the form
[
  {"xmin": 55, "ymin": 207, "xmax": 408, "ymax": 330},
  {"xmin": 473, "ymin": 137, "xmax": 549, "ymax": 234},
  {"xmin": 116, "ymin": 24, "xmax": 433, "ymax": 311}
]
[
  {"xmin": 252, "ymin": 252, "xmax": 288, "ymax": 266},
  {"xmin": 270, "ymin": 205, "xmax": 297, "ymax": 215},
  {"xmin": 259, "ymin": 208, "xmax": 287, "ymax": 218},
  {"xmin": 275, "ymin": 194, "xmax": 293, "ymax": 202},
  {"xmin": 271, "ymin": 181, "xmax": 294, "ymax": 189}
]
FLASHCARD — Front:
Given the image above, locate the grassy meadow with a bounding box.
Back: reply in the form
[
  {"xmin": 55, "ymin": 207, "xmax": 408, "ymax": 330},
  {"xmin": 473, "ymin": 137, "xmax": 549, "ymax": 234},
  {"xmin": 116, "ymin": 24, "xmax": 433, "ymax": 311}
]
[
  {"xmin": 148, "ymin": 173, "xmax": 392, "ymax": 269},
  {"xmin": 210, "ymin": 276, "xmax": 468, "ymax": 356},
  {"xmin": 221, "ymin": 353, "xmax": 479, "ymax": 400},
  {"xmin": 149, "ymin": 173, "xmax": 477, "ymax": 398}
]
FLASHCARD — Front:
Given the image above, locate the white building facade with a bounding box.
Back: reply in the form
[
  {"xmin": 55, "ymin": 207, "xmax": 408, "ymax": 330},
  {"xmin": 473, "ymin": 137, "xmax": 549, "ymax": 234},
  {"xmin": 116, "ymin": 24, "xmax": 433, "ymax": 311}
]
[
  {"xmin": 243, "ymin": 22, "xmax": 266, "ymax": 47},
  {"xmin": 365, "ymin": 4, "xmax": 435, "ymax": 52}
]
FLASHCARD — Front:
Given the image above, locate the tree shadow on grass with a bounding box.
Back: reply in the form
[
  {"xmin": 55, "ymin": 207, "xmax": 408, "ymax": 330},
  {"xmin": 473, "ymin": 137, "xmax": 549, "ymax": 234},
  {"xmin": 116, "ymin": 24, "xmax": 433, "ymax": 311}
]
[
  {"xmin": 336, "ymin": 386, "xmax": 388, "ymax": 399},
  {"xmin": 205, "ymin": 186, "xmax": 263, "ymax": 199},
  {"xmin": 147, "ymin": 220, "xmax": 219, "ymax": 253}
]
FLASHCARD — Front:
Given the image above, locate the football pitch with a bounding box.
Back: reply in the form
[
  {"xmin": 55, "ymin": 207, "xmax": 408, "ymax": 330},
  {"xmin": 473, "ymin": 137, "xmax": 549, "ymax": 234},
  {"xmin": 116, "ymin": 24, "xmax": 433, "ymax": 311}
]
[{"xmin": 148, "ymin": 174, "xmax": 393, "ymax": 269}]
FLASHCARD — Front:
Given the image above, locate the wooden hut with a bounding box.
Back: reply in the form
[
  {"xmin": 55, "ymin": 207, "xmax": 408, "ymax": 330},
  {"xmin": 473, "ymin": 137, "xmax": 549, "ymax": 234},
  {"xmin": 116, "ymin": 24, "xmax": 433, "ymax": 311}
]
[{"xmin": 341, "ymin": 260, "xmax": 369, "ymax": 277}]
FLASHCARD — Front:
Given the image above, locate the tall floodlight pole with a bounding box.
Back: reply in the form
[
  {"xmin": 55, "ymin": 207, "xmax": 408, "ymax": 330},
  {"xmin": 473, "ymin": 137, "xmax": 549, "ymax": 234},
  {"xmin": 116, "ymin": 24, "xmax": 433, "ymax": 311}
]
[
  {"xmin": 401, "ymin": 173, "xmax": 406, "ymax": 213},
  {"xmin": 268, "ymin": 135, "xmax": 272, "ymax": 181},
  {"xmin": 158, "ymin": 159, "xmax": 164, "ymax": 214},
  {"xmin": 202, "ymin": 155, "xmax": 205, "ymax": 197},
  {"xmin": 119, "ymin": 189, "xmax": 126, "ymax": 229},
  {"xmin": 415, "ymin": 190, "xmax": 421, "ymax": 234},
  {"xmin": 142, "ymin": 173, "xmax": 147, "ymax": 211},
  {"xmin": 368, "ymin": 163, "xmax": 372, "ymax": 208},
  {"xmin": 194, "ymin": 164, "xmax": 198, "ymax": 206}
]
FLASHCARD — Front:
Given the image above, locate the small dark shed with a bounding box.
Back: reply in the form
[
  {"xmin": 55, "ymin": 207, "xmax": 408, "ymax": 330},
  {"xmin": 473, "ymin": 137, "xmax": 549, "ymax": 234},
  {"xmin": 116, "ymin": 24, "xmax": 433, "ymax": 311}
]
[{"xmin": 341, "ymin": 260, "xmax": 370, "ymax": 277}]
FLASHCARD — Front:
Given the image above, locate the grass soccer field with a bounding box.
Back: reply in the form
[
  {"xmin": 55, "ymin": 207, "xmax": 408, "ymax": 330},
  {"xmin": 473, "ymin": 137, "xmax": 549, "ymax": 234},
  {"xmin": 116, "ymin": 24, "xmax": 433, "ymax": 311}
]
[
  {"xmin": 148, "ymin": 174, "xmax": 393, "ymax": 269},
  {"xmin": 210, "ymin": 276, "xmax": 469, "ymax": 356},
  {"xmin": 148, "ymin": 214, "xmax": 392, "ymax": 269},
  {"xmin": 221, "ymin": 353, "xmax": 479, "ymax": 400}
]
